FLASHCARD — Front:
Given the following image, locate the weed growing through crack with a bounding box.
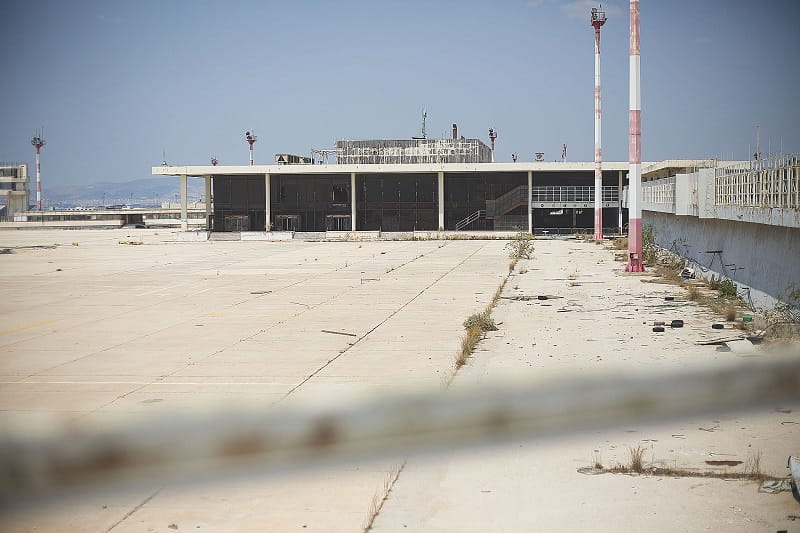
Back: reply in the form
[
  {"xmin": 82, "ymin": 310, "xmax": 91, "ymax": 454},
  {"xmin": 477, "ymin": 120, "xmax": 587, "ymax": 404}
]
[
  {"xmin": 363, "ymin": 463, "xmax": 405, "ymax": 531},
  {"xmin": 629, "ymin": 444, "xmax": 646, "ymax": 473},
  {"xmin": 504, "ymin": 231, "xmax": 534, "ymax": 260},
  {"xmin": 463, "ymin": 311, "xmax": 498, "ymax": 332},
  {"xmin": 456, "ymin": 326, "xmax": 483, "ymax": 369}
]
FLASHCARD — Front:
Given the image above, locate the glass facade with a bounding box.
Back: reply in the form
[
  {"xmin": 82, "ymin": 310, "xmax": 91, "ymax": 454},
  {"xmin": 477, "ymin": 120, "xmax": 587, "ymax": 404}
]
[
  {"xmin": 445, "ymin": 172, "xmax": 527, "ymax": 230},
  {"xmin": 210, "ymin": 170, "xmax": 625, "ymax": 233},
  {"xmin": 212, "ymin": 175, "xmax": 265, "ymax": 231},
  {"xmin": 357, "ymin": 174, "xmax": 437, "ymax": 231},
  {"xmin": 269, "ymin": 174, "xmax": 351, "ymax": 232}
]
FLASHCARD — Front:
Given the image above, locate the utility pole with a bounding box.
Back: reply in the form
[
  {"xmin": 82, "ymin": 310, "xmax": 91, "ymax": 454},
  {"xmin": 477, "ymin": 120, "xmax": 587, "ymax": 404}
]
[
  {"xmin": 591, "ymin": 6, "xmax": 607, "ymax": 241},
  {"xmin": 626, "ymin": 0, "xmax": 645, "ymax": 272}
]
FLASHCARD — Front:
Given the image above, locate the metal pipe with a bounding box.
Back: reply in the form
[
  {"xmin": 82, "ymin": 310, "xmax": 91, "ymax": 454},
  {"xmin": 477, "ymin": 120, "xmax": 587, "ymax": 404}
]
[{"xmin": 626, "ymin": 0, "xmax": 644, "ymax": 271}]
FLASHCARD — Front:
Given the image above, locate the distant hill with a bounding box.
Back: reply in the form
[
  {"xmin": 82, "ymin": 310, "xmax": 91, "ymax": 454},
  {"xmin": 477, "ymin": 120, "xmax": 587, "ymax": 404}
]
[{"xmin": 45, "ymin": 178, "xmax": 205, "ymax": 208}]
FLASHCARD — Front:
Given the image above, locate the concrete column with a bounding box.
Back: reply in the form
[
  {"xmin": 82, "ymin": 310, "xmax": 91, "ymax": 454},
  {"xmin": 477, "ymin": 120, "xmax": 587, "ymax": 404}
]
[
  {"xmin": 527, "ymin": 170, "xmax": 533, "ymax": 234},
  {"xmin": 205, "ymin": 176, "xmax": 212, "ymax": 231},
  {"xmin": 350, "ymin": 172, "xmax": 357, "ymax": 231},
  {"xmin": 618, "ymin": 170, "xmax": 624, "ymax": 233},
  {"xmin": 264, "ymin": 173, "xmax": 271, "ymax": 231},
  {"xmin": 438, "ymin": 171, "xmax": 445, "ymax": 231},
  {"xmin": 180, "ymin": 174, "xmax": 188, "ymax": 231}
]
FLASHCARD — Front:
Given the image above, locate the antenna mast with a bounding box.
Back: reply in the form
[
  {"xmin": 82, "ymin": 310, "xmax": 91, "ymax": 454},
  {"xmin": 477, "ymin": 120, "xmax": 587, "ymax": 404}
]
[
  {"xmin": 245, "ymin": 131, "xmax": 257, "ymax": 166},
  {"xmin": 31, "ymin": 131, "xmax": 46, "ymax": 211},
  {"xmin": 421, "ymin": 108, "xmax": 427, "ymax": 139},
  {"xmin": 488, "ymin": 128, "xmax": 497, "ymax": 162}
]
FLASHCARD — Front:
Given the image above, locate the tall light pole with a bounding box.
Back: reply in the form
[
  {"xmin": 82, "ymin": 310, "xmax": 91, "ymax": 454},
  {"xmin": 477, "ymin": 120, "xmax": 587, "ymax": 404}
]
[
  {"xmin": 31, "ymin": 132, "xmax": 46, "ymax": 211},
  {"xmin": 245, "ymin": 131, "xmax": 257, "ymax": 166},
  {"xmin": 591, "ymin": 6, "xmax": 606, "ymax": 241},
  {"xmin": 488, "ymin": 128, "xmax": 497, "ymax": 162},
  {"xmin": 626, "ymin": 0, "xmax": 644, "ymax": 271}
]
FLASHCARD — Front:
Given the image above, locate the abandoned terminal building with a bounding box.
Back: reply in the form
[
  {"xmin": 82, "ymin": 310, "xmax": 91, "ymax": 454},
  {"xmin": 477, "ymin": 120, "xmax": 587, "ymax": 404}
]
[
  {"xmin": 153, "ymin": 135, "xmax": 722, "ymax": 236},
  {"xmin": 153, "ymin": 135, "xmax": 645, "ymax": 235}
]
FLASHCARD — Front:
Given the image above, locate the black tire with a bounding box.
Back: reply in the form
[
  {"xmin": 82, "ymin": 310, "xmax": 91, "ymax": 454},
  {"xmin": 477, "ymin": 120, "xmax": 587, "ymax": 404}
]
[
  {"xmin": 664, "ymin": 296, "xmax": 675, "ymax": 301},
  {"xmin": 653, "ymin": 326, "xmax": 665, "ymax": 332},
  {"xmin": 537, "ymin": 295, "xmax": 548, "ymax": 300},
  {"xmin": 712, "ymin": 323, "xmax": 724, "ymax": 329},
  {"xmin": 671, "ymin": 320, "xmax": 684, "ymax": 328}
]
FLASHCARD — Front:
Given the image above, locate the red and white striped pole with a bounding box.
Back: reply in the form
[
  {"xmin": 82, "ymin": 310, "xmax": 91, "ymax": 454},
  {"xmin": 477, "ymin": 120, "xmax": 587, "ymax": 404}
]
[
  {"xmin": 626, "ymin": 0, "xmax": 644, "ymax": 272},
  {"xmin": 31, "ymin": 134, "xmax": 46, "ymax": 211},
  {"xmin": 592, "ymin": 7, "xmax": 606, "ymax": 241}
]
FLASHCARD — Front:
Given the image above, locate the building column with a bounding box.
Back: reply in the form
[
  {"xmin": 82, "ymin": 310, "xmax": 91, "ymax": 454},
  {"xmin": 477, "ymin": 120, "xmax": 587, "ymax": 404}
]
[
  {"xmin": 618, "ymin": 170, "xmax": 624, "ymax": 233},
  {"xmin": 350, "ymin": 172, "xmax": 357, "ymax": 231},
  {"xmin": 265, "ymin": 173, "xmax": 271, "ymax": 231},
  {"xmin": 205, "ymin": 175, "xmax": 212, "ymax": 231},
  {"xmin": 438, "ymin": 171, "xmax": 445, "ymax": 231},
  {"xmin": 180, "ymin": 174, "xmax": 188, "ymax": 231},
  {"xmin": 527, "ymin": 170, "xmax": 533, "ymax": 234}
]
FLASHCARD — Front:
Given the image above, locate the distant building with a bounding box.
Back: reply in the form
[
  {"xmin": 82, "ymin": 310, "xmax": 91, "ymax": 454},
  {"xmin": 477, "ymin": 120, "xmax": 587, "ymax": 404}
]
[{"xmin": 0, "ymin": 163, "xmax": 29, "ymax": 219}]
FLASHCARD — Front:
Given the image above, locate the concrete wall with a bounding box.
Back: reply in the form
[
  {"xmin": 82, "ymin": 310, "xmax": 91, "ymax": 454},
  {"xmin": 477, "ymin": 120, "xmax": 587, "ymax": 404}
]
[{"xmin": 643, "ymin": 211, "xmax": 800, "ymax": 307}]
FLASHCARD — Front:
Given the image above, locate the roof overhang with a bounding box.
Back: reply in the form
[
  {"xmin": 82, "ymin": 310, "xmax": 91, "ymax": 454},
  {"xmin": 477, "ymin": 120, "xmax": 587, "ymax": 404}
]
[{"xmin": 153, "ymin": 161, "xmax": 636, "ymax": 177}]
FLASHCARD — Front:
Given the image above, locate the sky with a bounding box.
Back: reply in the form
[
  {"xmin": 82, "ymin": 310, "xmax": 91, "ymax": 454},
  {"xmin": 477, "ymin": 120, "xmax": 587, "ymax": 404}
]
[{"xmin": 1, "ymin": 0, "xmax": 798, "ymax": 187}]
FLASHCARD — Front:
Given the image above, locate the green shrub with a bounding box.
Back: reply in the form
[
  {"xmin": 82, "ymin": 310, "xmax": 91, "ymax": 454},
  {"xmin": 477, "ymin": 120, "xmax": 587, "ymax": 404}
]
[{"xmin": 718, "ymin": 279, "xmax": 737, "ymax": 297}]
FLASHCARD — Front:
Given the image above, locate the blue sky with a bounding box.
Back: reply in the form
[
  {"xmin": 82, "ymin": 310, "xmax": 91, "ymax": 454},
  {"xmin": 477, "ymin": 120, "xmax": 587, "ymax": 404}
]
[{"xmin": 1, "ymin": 0, "xmax": 798, "ymax": 186}]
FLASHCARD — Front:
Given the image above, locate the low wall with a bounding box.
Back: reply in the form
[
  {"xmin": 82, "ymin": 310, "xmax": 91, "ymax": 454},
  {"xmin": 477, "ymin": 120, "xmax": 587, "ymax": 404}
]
[{"xmin": 644, "ymin": 211, "xmax": 800, "ymax": 307}]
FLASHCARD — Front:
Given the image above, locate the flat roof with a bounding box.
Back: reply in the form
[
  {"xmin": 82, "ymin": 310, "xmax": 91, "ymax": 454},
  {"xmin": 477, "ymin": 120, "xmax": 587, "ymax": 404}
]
[
  {"xmin": 153, "ymin": 161, "xmax": 635, "ymax": 177},
  {"xmin": 153, "ymin": 159, "xmax": 729, "ymax": 179}
]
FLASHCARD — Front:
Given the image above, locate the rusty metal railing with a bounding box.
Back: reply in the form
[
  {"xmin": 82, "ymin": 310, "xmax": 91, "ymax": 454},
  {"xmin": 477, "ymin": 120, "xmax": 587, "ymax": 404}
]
[{"xmin": 1, "ymin": 352, "xmax": 798, "ymax": 508}]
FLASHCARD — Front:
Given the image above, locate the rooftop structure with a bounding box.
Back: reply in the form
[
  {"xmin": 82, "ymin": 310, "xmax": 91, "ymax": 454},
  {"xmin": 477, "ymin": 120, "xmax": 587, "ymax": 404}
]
[{"xmin": 334, "ymin": 137, "xmax": 492, "ymax": 165}]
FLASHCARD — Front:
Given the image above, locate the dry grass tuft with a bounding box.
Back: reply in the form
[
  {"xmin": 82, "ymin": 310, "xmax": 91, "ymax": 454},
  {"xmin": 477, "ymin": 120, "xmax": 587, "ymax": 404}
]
[
  {"xmin": 629, "ymin": 444, "xmax": 646, "ymax": 473},
  {"xmin": 455, "ymin": 326, "xmax": 483, "ymax": 369},
  {"xmin": 724, "ymin": 306, "xmax": 737, "ymax": 321},
  {"xmin": 686, "ymin": 285, "xmax": 701, "ymax": 300},
  {"xmin": 363, "ymin": 463, "xmax": 405, "ymax": 531},
  {"xmin": 611, "ymin": 237, "xmax": 628, "ymax": 250}
]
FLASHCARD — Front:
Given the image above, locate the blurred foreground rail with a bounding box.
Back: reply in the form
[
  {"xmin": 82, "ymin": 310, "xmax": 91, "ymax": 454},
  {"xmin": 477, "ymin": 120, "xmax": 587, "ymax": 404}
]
[{"xmin": 1, "ymin": 352, "xmax": 798, "ymax": 508}]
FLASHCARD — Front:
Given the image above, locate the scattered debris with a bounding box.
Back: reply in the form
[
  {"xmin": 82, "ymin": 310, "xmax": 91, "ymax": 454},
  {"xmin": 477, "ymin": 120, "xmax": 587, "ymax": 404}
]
[
  {"xmin": 775, "ymin": 407, "xmax": 793, "ymax": 414},
  {"xmin": 664, "ymin": 296, "xmax": 675, "ymax": 301},
  {"xmin": 671, "ymin": 320, "xmax": 684, "ymax": 328},
  {"xmin": 250, "ymin": 290, "xmax": 272, "ymax": 295},
  {"xmin": 118, "ymin": 241, "xmax": 142, "ymax": 245},
  {"xmin": 652, "ymin": 326, "xmax": 665, "ymax": 332},
  {"xmin": 72, "ymin": 242, "xmax": 79, "ymax": 246},
  {"xmin": 695, "ymin": 335, "xmax": 747, "ymax": 346},
  {"xmin": 759, "ymin": 479, "xmax": 793, "ymax": 493},
  {"xmin": 321, "ymin": 330, "xmax": 357, "ymax": 337},
  {"xmin": 698, "ymin": 425, "xmax": 720, "ymax": 432},
  {"xmin": 705, "ymin": 460, "xmax": 742, "ymax": 466},
  {"xmin": 0, "ymin": 248, "xmax": 12, "ymax": 254},
  {"xmin": 711, "ymin": 323, "xmax": 725, "ymax": 329}
]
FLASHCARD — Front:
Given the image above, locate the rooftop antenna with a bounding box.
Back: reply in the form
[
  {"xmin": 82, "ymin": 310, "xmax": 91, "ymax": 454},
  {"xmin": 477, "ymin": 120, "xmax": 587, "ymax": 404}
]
[
  {"xmin": 161, "ymin": 149, "xmax": 167, "ymax": 166},
  {"xmin": 591, "ymin": 4, "xmax": 607, "ymax": 241},
  {"xmin": 31, "ymin": 131, "xmax": 46, "ymax": 211},
  {"xmin": 626, "ymin": 0, "xmax": 644, "ymax": 272},
  {"xmin": 421, "ymin": 108, "xmax": 428, "ymax": 139},
  {"xmin": 754, "ymin": 125, "xmax": 761, "ymax": 160},
  {"xmin": 245, "ymin": 131, "xmax": 257, "ymax": 166},
  {"xmin": 488, "ymin": 128, "xmax": 497, "ymax": 162}
]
